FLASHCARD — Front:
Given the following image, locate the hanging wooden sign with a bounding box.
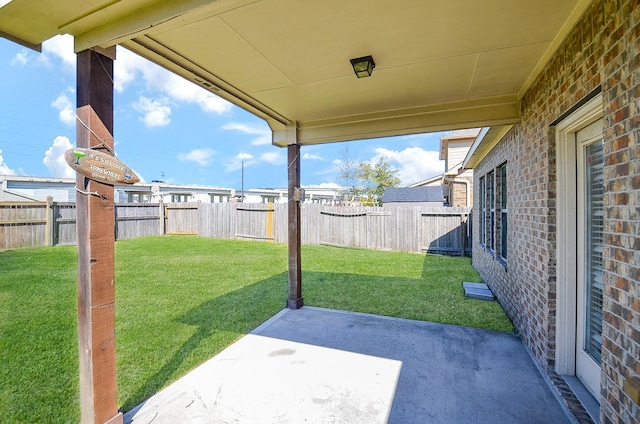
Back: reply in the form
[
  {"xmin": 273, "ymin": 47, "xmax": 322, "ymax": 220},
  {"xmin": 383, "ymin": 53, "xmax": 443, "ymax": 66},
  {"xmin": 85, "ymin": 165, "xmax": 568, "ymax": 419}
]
[{"xmin": 64, "ymin": 148, "xmax": 140, "ymax": 185}]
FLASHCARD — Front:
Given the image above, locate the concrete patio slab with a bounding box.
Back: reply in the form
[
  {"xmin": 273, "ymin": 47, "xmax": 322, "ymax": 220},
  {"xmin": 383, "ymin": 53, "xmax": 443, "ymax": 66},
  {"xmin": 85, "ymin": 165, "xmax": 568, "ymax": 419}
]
[{"xmin": 124, "ymin": 306, "xmax": 569, "ymax": 424}]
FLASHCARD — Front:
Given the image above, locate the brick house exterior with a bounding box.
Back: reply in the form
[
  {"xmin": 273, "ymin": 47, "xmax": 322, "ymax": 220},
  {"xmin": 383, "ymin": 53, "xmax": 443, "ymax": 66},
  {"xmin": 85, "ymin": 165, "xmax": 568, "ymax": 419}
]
[
  {"xmin": 446, "ymin": 175, "xmax": 473, "ymax": 207},
  {"xmin": 465, "ymin": 1, "xmax": 639, "ymax": 423},
  {"xmin": 440, "ymin": 130, "xmax": 478, "ymax": 207}
]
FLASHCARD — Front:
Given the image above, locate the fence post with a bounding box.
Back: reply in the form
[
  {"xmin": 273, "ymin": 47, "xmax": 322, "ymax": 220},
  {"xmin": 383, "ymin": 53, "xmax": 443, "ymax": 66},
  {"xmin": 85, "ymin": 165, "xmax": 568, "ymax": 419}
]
[
  {"xmin": 460, "ymin": 212, "xmax": 466, "ymax": 256},
  {"xmin": 45, "ymin": 196, "xmax": 54, "ymax": 247},
  {"xmin": 158, "ymin": 200, "xmax": 165, "ymax": 235},
  {"xmin": 266, "ymin": 202, "xmax": 274, "ymax": 240}
]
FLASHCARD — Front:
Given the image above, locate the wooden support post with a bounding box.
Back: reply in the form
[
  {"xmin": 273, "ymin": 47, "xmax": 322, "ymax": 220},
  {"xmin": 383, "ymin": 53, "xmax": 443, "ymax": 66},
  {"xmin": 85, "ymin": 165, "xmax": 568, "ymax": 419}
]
[
  {"xmin": 287, "ymin": 142, "xmax": 303, "ymax": 309},
  {"xmin": 76, "ymin": 48, "xmax": 123, "ymax": 424}
]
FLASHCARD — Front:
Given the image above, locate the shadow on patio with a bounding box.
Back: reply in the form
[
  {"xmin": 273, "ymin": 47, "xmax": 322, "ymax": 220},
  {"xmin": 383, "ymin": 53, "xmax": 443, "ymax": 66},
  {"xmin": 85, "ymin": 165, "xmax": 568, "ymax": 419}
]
[
  {"xmin": 124, "ymin": 304, "xmax": 569, "ymax": 423},
  {"xmin": 120, "ymin": 252, "xmax": 510, "ymax": 415}
]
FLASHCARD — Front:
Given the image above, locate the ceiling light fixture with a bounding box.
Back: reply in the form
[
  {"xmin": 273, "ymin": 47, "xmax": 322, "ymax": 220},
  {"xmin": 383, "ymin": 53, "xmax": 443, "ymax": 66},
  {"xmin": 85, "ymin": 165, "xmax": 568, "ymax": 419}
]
[{"xmin": 350, "ymin": 55, "xmax": 375, "ymax": 78}]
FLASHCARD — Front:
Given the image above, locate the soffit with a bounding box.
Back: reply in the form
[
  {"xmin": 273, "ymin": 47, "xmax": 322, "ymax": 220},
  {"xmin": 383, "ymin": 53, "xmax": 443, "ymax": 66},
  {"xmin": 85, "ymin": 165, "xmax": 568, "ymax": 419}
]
[{"xmin": 0, "ymin": 0, "xmax": 592, "ymax": 145}]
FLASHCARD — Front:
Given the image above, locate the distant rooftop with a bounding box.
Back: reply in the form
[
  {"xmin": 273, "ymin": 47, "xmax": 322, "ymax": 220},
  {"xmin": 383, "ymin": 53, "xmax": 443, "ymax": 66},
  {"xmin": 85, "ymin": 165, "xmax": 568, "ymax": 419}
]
[
  {"xmin": 382, "ymin": 186, "xmax": 444, "ymax": 203},
  {"xmin": 441, "ymin": 128, "xmax": 481, "ymax": 140}
]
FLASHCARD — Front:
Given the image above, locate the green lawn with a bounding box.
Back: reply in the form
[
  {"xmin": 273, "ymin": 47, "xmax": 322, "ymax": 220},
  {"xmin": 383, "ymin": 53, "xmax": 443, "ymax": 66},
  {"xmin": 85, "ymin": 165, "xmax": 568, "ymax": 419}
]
[{"xmin": 0, "ymin": 236, "xmax": 513, "ymax": 423}]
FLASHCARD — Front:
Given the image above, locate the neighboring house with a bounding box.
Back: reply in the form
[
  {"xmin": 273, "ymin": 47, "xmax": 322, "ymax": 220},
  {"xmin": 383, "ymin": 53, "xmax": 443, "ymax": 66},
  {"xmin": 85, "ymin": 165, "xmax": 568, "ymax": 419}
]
[
  {"xmin": 462, "ymin": 2, "xmax": 638, "ymax": 423},
  {"xmin": 382, "ymin": 186, "xmax": 444, "ymax": 207},
  {"xmin": 439, "ymin": 129, "xmax": 478, "ymax": 207},
  {"xmin": 408, "ymin": 174, "xmax": 442, "ymax": 188},
  {"xmin": 1, "ymin": 175, "xmax": 76, "ymax": 202},
  {"xmin": 0, "ymin": 175, "xmax": 341, "ymax": 205},
  {"xmin": 409, "ymin": 129, "xmax": 478, "ymax": 207}
]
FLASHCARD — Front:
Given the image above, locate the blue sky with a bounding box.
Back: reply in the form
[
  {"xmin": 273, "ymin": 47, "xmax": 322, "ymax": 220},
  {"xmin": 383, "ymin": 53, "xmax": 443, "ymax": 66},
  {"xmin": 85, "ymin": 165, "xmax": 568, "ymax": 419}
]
[{"xmin": 0, "ymin": 35, "xmax": 447, "ymax": 190}]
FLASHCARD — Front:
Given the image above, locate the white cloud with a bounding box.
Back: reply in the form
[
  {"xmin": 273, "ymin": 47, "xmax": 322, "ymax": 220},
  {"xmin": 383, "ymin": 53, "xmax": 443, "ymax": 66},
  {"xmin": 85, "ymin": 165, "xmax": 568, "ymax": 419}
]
[
  {"xmin": 7, "ymin": 34, "xmax": 74, "ymax": 69},
  {"xmin": 226, "ymin": 150, "xmax": 284, "ymax": 170},
  {"xmin": 51, "ymin": 90, "xmax": 75, "ymax": 126},
  {"xmin": 250, "ymin": 135, "xmax": 272, "ymax": 146},
  {"xmin": 115, "ymin": 47, "xmax": 232, "ymax": 115},
  {"xmin": 371, "ymin": 147, "xmax": 444, "ymax": 185},
  {"xmin": 113, "ymin": 48, "xmax": 144, "ymax": 92},
  {"xmin": 177, "ymin": 148, "xmax": 217, "ymax": 167},
  {"xmin": 225, "ymin": 152, "xmax": 255, "ymax": 172},
  {"xmin": 132, "ymin": 96, "xmax": 172, "ymax": 127},
  {"xmin": 260, "ymin": 151, "xmax": 285, "ymax": 165},
  {"xmin": 10, "ymin": 49, "xmax": 29, "ymax": 66},
  {"xmin": 222, "ymin": 122, "xmax": 271, "ymax": 146},
  {"xmin": 30, "ymin": 39, "xmax": 233, "ymax": 126},
  {"xmin": 222, "ymin": 123, "xmax": 265, "ymax": 134},
  {"xmin": 303, "ymin": 153, "xmax": 323, "ymax": 160},
  {"xmin": 303, "ymin": 182, "xmax": 342, "ymax": 189},
  {"xmin": 130, "ymin": 168, "xmax": 145, "ymax": 183},
  {"xmin": 41, "ymin": 34, "xmax": 75, "ymax": 70},
  {"xmin": 43, "ymin": 136, "xmax": 75, "ymax": 178},
  {"xmin": 0, "ymin": 149, "xmax": 16, "ymax": 175}
]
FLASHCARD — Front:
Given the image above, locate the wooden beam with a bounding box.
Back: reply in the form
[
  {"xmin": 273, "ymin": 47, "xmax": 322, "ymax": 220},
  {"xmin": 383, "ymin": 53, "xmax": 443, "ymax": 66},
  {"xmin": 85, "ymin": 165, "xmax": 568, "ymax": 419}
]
[
  {"xmin": 271, "ymin": 96, "xmax": 520, "ymax": 146},
  {"xmin": 76, "ymin": 49, "xmax": 123, "ymax": 424},
  {"xmin": 287, "ymin": 142, "xmax": 303, "ymax": 309}
]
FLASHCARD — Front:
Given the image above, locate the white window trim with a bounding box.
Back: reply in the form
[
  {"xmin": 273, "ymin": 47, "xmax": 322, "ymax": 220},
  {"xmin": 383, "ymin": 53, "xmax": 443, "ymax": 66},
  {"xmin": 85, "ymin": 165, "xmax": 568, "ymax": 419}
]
[
  {"xmin": 479, "ymin": 176, "xmax": 486, "ymax": 246},
  {"xmin": 498, "ymin": 163, "xmax": 508, "ymax": 262},
  {"xmin": 487, "ymin": 171, "xmax": 495, "ymax": 252},
  {"xmin": 554, "ymin": 93, "xmax": 603, "ymax": 375}
]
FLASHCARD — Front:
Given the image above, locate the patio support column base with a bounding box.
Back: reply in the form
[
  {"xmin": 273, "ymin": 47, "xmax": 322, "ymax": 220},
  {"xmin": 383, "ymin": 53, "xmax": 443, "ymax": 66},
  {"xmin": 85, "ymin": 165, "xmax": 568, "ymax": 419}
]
[
  {"xmin": 287, "ymin": 297, "xmax": 304, "ymax": 309},
  {"xmin": 287, "ymin": 131, "xmax": 303, "ymax": 309},
  {"xmin": 103, "ymin": 413, "xmax": 123, "ymax": 424}
]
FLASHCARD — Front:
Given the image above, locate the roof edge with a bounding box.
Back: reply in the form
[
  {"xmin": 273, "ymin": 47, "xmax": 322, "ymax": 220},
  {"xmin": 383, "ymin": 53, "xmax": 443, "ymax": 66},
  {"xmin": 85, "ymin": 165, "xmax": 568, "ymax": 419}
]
[
  {"xmin": 0, "ymin": 29, "xmax": 41, "ymax": 51},
  {"xmin": 462, "ymin": 125, "xmax": 513, "ymax": 169}
]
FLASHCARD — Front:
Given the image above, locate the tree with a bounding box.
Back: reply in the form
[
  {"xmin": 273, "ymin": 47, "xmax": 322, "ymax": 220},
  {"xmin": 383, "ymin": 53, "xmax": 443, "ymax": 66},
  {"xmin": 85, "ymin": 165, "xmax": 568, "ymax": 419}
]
[
  {"xmin": 337, "ymin": 144, "xmax": 362, "ymax": 203},
  {"xmin": 357, "ymin": 157, "xmax": 401, "ymax": 205}
]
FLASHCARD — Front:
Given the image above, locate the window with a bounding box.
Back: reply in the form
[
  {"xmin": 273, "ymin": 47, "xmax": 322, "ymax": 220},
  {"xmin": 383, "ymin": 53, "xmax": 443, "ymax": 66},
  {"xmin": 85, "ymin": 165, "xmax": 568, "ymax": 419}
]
[
  {"xmin": 479, "ymin": 176, "xmax": 486, "ymax": 246},
  {"xmin": 498, "ymin": 163, "xmax": 508, "ymax": 260},
  {"xmin": 584, "ymin": 140, "xmax": 604, "ymax": 363},
  {"xmin": 210, "ymin": 194, "xmax": 229, "ymax": 203},
  {"xmin": 487, "ymin": 171, "xmax": 495, "ymax": 252},
  {"xmin": 171, "ymin": 193, "xmax": 190, "ymax": 202},
  {"xmin": 479, "ymin": 163, "xmax": 508, "ymax": 263}
]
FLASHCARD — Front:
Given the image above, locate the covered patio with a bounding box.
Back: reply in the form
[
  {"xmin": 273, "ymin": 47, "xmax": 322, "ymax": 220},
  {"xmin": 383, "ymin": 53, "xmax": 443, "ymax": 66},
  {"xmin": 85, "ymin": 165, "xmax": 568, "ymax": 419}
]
[
  {"xmin": 0, "ymin": 1, "xmax": 595, "ymax": 423},
  {"xmin": 124, "ymin": 307, "xmax": 570, "ymax": 424}
]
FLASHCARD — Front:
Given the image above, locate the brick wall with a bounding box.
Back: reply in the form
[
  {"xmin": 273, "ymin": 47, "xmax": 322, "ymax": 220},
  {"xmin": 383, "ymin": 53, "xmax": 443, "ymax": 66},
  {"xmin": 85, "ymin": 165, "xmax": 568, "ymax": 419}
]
[
  {"xmin": 599, "ymin": 1, "xmax": 640, "ymax": 422},
  {"xmin": 472, "ymin": 126, "xmax": 558, "ymax": 365},
  {"xmin": 448, "ymin": 177, "xmax": 473, "ymax": 207},
  {"xmin": 471, "ymin": 1, "xmax": 639, "ymax": 422}
]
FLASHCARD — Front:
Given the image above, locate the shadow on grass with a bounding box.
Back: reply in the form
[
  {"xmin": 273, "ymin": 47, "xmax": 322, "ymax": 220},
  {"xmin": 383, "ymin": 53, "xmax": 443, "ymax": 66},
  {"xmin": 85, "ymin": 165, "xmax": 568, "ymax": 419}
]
[
  {"xmin": 123, "ymin": 255, "xmax": 511, "ymax": 413},
  {"xmin": 121, "ymin": 272, "xmax": 287, "ymax": 412}
]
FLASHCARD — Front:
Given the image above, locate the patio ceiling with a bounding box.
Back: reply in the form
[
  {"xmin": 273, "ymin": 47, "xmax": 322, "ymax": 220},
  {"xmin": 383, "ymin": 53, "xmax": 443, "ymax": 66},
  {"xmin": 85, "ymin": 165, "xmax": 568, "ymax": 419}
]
[{"xmin": 0, "ymin": 0, "xmax": 591, "ymax": 145}]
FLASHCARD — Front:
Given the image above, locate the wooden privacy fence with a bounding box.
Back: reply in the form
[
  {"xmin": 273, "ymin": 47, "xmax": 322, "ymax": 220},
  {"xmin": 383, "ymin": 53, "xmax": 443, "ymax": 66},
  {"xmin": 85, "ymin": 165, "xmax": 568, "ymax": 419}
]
[
  {"xmin": 184, "ymin": 203, "xmax": 471, "ymax": 255},
  {"xmin": 0, "ymin": 200, "xmax": 164, "ymax": 250},
  {"xmin": 0, "ymin": 201, "xmax": 471, "ymax": 255},
  {"xmin": 0, "ymin": 200, "xmax": 52, "ymax": 249}
]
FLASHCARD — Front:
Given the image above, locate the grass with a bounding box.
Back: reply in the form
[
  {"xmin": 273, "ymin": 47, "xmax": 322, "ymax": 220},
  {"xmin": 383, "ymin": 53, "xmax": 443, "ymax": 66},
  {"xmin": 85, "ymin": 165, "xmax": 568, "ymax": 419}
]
[{"xmin": 0, "ymin": 236, "xmax": 513, "ymax": 423}]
